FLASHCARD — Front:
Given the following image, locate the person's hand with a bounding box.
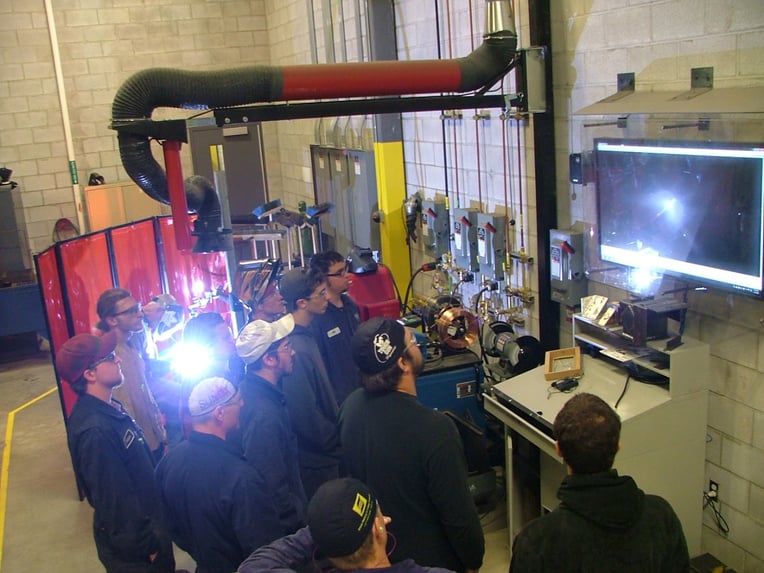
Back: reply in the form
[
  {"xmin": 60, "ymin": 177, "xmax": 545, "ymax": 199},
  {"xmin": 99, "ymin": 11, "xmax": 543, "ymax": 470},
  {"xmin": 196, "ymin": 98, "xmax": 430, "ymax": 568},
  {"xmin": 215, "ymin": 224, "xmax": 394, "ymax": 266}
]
[{"xmin": 149, "ymin": 552, "xmax": 158, "ymax": 563}]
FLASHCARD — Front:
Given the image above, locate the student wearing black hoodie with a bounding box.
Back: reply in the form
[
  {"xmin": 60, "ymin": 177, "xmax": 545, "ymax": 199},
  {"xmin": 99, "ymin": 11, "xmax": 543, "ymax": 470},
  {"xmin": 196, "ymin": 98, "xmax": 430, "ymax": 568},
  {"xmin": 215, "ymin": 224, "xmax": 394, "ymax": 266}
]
[{"xmin": 509, "ymin": 393, "xmax": 689, "ymax": 573}]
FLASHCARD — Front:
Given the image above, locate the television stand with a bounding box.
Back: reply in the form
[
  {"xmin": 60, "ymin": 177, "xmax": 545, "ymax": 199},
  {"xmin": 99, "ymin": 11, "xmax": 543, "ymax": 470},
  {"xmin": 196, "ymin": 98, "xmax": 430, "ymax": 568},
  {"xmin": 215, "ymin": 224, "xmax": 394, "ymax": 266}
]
[{"xmin": 484, "ymin": 314, "xmax": 709, "ymax": 558}]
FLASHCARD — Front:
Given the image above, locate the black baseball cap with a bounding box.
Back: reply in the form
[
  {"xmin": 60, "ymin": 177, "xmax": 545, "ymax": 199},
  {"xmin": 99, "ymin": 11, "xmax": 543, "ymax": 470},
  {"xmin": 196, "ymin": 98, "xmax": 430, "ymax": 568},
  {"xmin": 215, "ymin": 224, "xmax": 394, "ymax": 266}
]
[
  {"xmin": 351, "ymin": 317, "xmax": 406, "ymax": 375},
  {"xmin": 307, "ymin": 478, "xmax": 377, "ymax": 558}
]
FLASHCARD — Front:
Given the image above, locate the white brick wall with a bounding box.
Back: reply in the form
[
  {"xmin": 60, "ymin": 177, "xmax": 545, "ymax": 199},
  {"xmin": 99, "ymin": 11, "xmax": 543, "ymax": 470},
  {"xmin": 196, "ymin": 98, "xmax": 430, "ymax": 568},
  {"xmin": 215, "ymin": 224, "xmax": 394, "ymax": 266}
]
[
  {"xmin": 556, "ymin": 0, "xmax": 764, "ymax": 568},
  {"xmin": 2, "ymin": 0, "xmax": 764, "ymax": 567},
  {"xmin": 0, "ymin": 0, "xmax": 275, "ymax": 257}
]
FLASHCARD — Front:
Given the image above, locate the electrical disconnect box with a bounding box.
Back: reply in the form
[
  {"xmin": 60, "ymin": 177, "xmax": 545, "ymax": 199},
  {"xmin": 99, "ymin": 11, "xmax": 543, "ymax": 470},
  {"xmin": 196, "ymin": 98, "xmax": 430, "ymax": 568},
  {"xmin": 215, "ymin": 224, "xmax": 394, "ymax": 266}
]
[
  {"xmin": 476, "ymin": 214, "xmax": 506, "ymax": 281},
  {"xmin": 421, "ymin": 199, "xmax": 450, "ymax": 260},
  {"xmin": 550, "ymin": 229, "xmax": 586, "ymax": 305},
  {"xmin": 452, "ymin": 208, "xmax": 479, "ymax": 272}
]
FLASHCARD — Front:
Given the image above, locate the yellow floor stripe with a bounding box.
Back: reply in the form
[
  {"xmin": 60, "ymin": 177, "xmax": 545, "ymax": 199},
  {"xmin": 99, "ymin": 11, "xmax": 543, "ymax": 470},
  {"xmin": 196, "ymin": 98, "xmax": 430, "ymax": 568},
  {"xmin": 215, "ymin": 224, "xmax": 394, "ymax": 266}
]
[{"xmin": 0, "ymin": 387, "xmax": 58, "ymax": 570}]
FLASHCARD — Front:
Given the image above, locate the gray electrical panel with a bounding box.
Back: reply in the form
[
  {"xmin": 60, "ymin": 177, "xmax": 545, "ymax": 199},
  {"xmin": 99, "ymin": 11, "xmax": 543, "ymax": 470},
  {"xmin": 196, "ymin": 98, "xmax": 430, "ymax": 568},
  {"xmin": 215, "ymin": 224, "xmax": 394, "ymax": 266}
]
[
  {"xmin": 346, "ymin": 150, "xmax": 380, "ymax": 252},
  {"xmin": 311, "ymin": 146, "xmax": 379, "ymax": 257},
  {"xmin": 421, "ymin": 199, "xmax": 450, "ymax": 260},
  {"xmin": 550, "ymin": 229, "xmax": 587, "ymax": 305},
  {"xmin": 0, "ymin": 182, "xmax": 31, "ymax": 274},
  {"xmin": 328, "ymin": 149, "xmax": 353, "ymax": 256},
  {"xmin": 452, "ymin": 208, "xmax": 479, "ymax": 272},
  {"xmin": 476, "ymin": 214, "xmax": 506, "ymax": 281},
  {"xmin": 311, "ymin": 146, "xmax": 334, "ymax": 251}
]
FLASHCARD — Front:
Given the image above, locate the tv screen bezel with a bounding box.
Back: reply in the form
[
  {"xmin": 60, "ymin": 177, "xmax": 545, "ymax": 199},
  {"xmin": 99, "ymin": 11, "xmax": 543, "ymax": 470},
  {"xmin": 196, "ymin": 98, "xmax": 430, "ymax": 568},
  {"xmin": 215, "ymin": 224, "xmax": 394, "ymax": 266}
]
[{"xmin": 594, "ymin": 137, "xmax": 764, "ymax": 298}]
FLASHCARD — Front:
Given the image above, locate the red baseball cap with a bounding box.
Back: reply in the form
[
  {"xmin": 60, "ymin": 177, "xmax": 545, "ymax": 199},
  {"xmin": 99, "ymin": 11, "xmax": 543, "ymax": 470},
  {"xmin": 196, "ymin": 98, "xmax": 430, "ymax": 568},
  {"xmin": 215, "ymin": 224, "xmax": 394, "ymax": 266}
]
[{"xmin": 55, "ymin": 330, "xmax": 117, "ymax": 382}]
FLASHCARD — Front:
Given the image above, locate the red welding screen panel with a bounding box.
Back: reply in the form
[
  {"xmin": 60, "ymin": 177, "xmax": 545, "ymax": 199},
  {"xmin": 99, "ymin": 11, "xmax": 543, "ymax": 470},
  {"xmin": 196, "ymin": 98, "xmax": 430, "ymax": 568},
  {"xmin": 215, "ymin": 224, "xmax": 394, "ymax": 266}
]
[
  {"xmin": 111, "ymin": 218, "xmax": 162, "ymax": 304},
  {"xmin": 160, "ymin": 216, "xmax": 199, "ymax": 310},
  {"xmin": 35, "ymin": 247, "xmax": 70, "ymax": 354},
  {"xmin": 37, "ymin": 245, "xmax": 74, "ymax": 420},
  {"xmin": 58, "ymin": 232, "xmax": 113, "ymax": 335}
]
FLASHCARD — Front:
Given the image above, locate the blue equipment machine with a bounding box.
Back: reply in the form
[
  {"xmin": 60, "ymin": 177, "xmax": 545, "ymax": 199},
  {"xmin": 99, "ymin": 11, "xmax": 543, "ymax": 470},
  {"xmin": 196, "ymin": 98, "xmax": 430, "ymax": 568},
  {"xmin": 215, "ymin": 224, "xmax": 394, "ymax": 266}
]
[{"xmin": 416, "ymin": 350, "xmax": 486, "ymax": 431}]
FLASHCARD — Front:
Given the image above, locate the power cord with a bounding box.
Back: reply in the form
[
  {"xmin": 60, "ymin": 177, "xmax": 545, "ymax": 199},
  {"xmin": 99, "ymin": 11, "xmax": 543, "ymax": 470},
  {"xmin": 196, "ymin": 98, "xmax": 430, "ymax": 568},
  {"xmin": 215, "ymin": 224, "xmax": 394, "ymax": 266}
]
[
  {"xmin": 703, "ymin": 491, "xmax": 730, "ymax": 536},
  {"xmin": 614, "ymin": 374, "xmax": 631, "ymax": 409},
  {"xmin": 378, "ymin": 263, "xmax": 403, "ymax": 309}
]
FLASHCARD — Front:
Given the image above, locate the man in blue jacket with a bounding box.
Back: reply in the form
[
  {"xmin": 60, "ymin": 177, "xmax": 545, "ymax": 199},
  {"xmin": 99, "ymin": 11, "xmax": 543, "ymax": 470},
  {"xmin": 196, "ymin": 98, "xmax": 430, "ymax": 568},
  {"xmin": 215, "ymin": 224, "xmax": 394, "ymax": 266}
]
[
  {"xmin": 309, "ymin": 250, "xmax": 362, "ymax": 405},
  {"xmin": 155, "ymin": 377, "xmax": 282, "ymax": 573},
  {"xmin": 278, "ymin": 267, "xmax": 340, "ymax": 500},
  {"xmin": 57, "ymin": 331, "xmax": 176, "ymax": 573},
  {"xmin": 235, "ymin": 314, "xmax": 307, "ymax": 534}
]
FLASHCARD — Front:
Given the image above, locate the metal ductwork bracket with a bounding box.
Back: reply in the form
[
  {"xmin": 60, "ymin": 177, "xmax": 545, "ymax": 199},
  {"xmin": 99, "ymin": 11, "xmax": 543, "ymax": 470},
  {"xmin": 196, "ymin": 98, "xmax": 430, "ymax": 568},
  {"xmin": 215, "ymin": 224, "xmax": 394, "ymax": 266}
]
[{"xmin": 514, "ymin": 46, "xmax": 548, "ymax": 113}]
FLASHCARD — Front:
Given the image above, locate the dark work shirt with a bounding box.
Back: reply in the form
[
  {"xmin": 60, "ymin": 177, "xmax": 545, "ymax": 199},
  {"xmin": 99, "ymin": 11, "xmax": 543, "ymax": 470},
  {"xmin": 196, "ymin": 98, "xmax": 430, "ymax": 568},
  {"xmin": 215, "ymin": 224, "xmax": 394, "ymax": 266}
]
[
  {"xmin": 281, "ymin": 324, "xmax": 341, "ymax": 470},
  {"xmin": 67, "ymin": 394, "xmax": 163, "ymax": 563},
  {"xmin": 510, "ymin": 470, "xmax": 689, "ymax": 573},
  {"xmin": 339, "ymin": 389, "xmax": 484, "ymax": 572},
  {"xmin": 155, "ymin": 431, "xmax": 282, "ymax": 573},
  {"xmin": 310, "ymin": 293, "xmax": 362, "ymax": 404},
  {"xmin": 236, "ymin": 371, "xmax": 307, "ymax": 534}
]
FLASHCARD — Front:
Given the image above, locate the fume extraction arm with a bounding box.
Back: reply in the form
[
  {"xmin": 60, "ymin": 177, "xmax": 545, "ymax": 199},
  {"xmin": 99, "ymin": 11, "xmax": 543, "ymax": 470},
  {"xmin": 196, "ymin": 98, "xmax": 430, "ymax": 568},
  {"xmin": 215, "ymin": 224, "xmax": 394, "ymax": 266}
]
[{"xmin": 110, "ymin": 0, "xmax": 519, "ymax": 252}]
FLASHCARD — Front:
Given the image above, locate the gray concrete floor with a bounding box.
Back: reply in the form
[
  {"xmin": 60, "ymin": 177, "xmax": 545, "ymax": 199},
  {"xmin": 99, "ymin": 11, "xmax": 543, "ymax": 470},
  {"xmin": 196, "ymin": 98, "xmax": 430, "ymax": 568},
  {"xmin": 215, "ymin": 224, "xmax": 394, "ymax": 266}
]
[{"xmin": 0, "ymin": 348, "xmax": 509, "ymax": 573}]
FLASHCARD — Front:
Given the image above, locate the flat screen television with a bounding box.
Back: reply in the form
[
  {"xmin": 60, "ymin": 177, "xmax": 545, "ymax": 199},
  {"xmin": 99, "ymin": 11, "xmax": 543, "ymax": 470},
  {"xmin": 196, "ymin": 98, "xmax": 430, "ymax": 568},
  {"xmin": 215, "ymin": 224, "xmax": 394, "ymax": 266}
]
[{"xmin": 595, "ymin": 138, "xmax": 764, "ymax": 297}]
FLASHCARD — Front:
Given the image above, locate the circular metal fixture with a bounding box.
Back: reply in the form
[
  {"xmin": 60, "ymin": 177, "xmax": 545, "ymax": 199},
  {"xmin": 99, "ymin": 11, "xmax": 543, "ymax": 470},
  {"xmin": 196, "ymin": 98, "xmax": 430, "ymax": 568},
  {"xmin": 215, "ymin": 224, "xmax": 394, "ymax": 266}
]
[{"xmin": 436, "ymin": 306, "xmax": 479, "ymax": 350}]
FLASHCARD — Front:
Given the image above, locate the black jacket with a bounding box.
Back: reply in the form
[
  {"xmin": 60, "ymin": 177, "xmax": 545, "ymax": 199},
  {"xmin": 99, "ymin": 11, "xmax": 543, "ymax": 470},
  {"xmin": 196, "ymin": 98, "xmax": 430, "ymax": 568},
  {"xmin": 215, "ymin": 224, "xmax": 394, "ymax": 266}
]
[
  {"xmin": 510, "ymin": 470, "xmax": 690, "ymax": 572},
  {"xmin": 310, "ymin": 294, "xmax": 362, "ymax": 404},
  {"xmin": 339, "ymin": 389, "xmax": 484, "ymax": 573},
  {"xmin": 281, "ymin": 324, "xmax": 341, "ymax": 470},
  {"xmin": 237, "ymin": 372, "xmax": 307, "ymax": 534},
  {"xmin": 67, "ymin": 393, "xmax": 163, "ymax": 564},
  {"xmin": 155, "ymin": 431, "xmax": 282, "ymax": 573}
]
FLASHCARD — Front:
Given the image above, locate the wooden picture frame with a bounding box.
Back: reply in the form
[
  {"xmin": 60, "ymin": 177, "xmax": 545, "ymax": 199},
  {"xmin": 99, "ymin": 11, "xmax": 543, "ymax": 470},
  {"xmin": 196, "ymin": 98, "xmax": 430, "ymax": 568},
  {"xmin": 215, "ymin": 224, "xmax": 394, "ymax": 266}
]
[{"xmin": 544, "ymin": 346, "xmax": 583, "ymax": 381}]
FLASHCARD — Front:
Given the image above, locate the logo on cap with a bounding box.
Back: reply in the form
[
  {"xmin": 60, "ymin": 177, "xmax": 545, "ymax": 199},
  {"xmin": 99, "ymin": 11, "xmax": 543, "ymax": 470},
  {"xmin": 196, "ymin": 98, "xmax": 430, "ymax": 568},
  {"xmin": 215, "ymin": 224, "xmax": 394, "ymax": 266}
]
[
  {"xmin": 352, "ymin": 492, "xmax": 369, "ymax": 519},
  {"xmin": 372, "ymin": 333, "xmax": 396, "ymax": 364}
]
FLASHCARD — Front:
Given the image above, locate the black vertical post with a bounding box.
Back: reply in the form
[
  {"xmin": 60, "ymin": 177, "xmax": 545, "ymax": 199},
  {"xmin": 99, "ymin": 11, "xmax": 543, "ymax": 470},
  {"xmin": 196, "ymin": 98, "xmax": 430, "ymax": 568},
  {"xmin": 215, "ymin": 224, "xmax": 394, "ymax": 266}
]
[{"xmin": 528, "ymin": 0, "xmax": 559, "ymax": 351}]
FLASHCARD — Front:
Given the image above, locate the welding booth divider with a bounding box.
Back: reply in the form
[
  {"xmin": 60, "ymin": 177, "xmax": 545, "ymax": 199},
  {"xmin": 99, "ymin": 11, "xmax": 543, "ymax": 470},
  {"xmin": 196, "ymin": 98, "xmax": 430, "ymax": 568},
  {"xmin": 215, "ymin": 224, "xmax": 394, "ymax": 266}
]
[{"xmin": 35, "ymin": 215, "xmax": 230, "ymax": 420}]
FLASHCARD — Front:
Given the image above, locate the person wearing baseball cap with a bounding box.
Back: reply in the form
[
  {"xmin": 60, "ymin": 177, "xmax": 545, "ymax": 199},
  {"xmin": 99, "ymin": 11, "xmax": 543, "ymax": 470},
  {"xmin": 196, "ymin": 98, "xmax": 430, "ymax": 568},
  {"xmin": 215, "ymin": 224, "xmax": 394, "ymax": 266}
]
[
  {"xmin": 338, "ymin": 318, "xmax": 484, "ymax": 573},
  {"xmin": 234, "ymin": 314, "xmax": 308, "ymax": 535},
  {"xmin": 238, "ymin": 477, "xmax": 456, "ymax": 572},
  {"xmin": 57, "ymin": 331, "xmax": 178, "ymax": 573},
  {"xmin": 155, "ymin": 377, "xmax": 282, "ymax": 573},
  {"xmin": 276, "ymin": 267, "xmax": 342, "ymax": 501}
]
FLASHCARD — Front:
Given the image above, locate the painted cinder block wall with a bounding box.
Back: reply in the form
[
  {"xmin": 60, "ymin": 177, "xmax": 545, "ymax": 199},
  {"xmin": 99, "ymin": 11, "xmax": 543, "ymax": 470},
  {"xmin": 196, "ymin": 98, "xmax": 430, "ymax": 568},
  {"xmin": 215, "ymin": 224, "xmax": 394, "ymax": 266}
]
[
  {"xmin": 1, "ymin": 0, "xmax": 763, "ymax": 569},
  {"xmin": 547, "ymin": 1, "xmax": 764, "ymax": 570}
]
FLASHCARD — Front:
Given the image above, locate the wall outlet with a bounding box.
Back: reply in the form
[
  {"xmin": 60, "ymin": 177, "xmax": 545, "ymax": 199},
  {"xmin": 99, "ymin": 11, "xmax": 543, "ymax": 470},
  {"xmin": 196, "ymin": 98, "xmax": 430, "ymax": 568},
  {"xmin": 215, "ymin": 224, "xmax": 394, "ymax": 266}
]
[{"xmin": 709, "ymin": 480, "xmax": 719, "ymax": 497}]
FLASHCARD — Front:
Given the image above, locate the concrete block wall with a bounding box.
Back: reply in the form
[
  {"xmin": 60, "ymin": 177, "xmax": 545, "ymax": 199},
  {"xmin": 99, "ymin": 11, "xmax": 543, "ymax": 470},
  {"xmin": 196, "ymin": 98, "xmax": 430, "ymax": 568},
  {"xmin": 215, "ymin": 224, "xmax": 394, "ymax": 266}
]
[
  {"xmin": 396, "ymin": 0, "xmax": 541, "ymax": 335},
  {"xmin": 0, "ymin": 0, "xmax": 272, "ymax": 258},
  {"xmin": 3, "ymin": 0, "xmax": 764, "ymax": 568},
  {"xmin": 552, "ymin": 0, "xmax": 764, "ymax": 570}
]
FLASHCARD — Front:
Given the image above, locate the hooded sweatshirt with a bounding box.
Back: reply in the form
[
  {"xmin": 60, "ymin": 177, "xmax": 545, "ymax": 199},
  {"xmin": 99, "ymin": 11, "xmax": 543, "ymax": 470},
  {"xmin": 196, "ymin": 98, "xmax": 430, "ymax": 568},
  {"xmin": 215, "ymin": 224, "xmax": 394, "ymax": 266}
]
[{"xmin": 509, "ymin": 470, "xmax": 689, "ymax": 573}]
